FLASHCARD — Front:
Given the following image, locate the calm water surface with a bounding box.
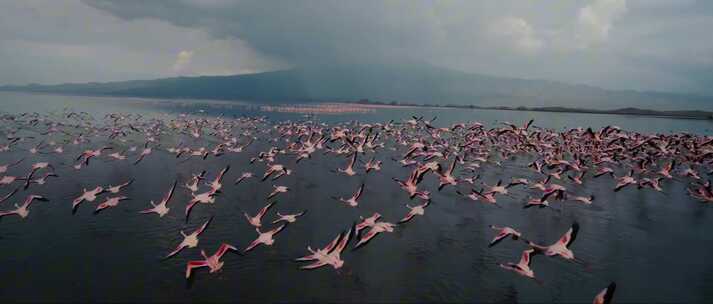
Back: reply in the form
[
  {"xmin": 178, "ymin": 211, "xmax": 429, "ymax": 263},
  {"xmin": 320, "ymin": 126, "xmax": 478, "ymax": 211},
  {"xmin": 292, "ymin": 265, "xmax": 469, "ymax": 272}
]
[{"xmin": 0, "ymin": 92, "xmax": 712, "ymax": 303}]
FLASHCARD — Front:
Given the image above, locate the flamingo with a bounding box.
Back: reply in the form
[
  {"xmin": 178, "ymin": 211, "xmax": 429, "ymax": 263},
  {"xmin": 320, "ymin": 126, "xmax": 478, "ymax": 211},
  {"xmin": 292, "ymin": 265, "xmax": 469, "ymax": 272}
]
[
  {"xmin": 337, "ymin": 153, "xmax": 358, "ymax": 176},
  {"xmin": 526, "ymin": 222, "xmax": 581, "ymax": 262},
  {"xmin": 267, "ymin": 185, "xmax": 289, "ymax": 200},
  {"xmin": 244, "ymin": 224, "xmax": 288, "ymax": 252},
  {"xmin": 332, "ymin": 183, "xmax": 364, "ymax": 207},
  {"xmin": 614, "ymin": 170, "xmax": 637, "ymax": 192},
  {"xmin": 133, "ymin": 142, "xmax": 153, "ymax": 165},
  {"xmin": 569, "ymin": 194, "xmax": 595, "ymax": 205},
  {"xmin": 234, "ymin": 172, "xmax": 254, "ymax": 185},
  {"xmin": 436, "ymin": 157, "xmax": 458, "ymax": 190},
  {"xmin": 244, "ymin": 201, "xmax": 275, "ymax": 228},
  {"xmin": 355, "ymin": 212, "xmax": 381, "ymax": 233},
  {"xmin": 184, "ymin": 189, "xmax": 218, "ymax": 220},
  {"xmin": 94, "ymin": 196, "xmax": 129, "ymax": 213},
  {"xmin": 398, "ymin": 200, "xmax": 430, "ymax": 224},
  {"xmin": 185, "ymin": 243, "xmax": 239, "ymax": 279},
  {"xmin": 72, "ymin": 186, "xmax": 104, "ymax": 211},
  {"xmin": 0, "ymin": 195, "xmax": 48, "ymax": 219},
  {"xmin": 296, "ymin": 224, "xmax": 354, "ymax": 270},
  {"xmin": 165, "ymin": 217, "xmax": 213, "ymax": 258},
  {"xmin": 593, "ymin": 282, "xmax": 617, "ymax": 304},
  {"xmin": 139, "ymin": 180, "xmax": 177, "ymax": 217},
  {"xmin": 497, "ymin": 249, "xmax": 539, "ymax": 281},
  {"xmin": 488, "ymin": 225, "xmax": 522, "ymax": 247},
  {"xmin": 106, "ymin": 179, "xmax": 134, "ymax": 194},
  {"xmin": 353, "ymin": 221, "xmax": 396, "ymax": 249},
  {"xmin": 205, "ymin": 166, "xmax": 229, "ymax": 192},
  {"xmin": 185, "ymin": 171, "xmax": 206, "ymax": 193},
  {"xmin": 0, "ymin": 158, "xmax": 23, "ymax": 175},
  {"xmin": 272, "ymin": 210, "xmax": 307, "ymax": 224}
]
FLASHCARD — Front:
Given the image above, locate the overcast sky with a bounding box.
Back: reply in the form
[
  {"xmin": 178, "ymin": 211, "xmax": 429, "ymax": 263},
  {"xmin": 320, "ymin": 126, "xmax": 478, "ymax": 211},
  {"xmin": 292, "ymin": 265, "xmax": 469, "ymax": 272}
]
[{"xmin": 1, "ymin": 0, "xmax": 711, "ymax": 95}]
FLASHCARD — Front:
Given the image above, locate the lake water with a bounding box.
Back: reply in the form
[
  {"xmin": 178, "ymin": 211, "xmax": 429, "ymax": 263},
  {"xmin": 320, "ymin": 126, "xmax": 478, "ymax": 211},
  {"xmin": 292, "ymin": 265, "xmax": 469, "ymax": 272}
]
[{"xmin": 0, "ymin": 91, "xmax": 712, "ymax": 303}]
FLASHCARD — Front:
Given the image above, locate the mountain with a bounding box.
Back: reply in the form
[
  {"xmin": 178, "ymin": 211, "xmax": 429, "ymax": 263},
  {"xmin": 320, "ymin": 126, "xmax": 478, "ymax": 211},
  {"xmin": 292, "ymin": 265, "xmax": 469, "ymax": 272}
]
[{"xmin": 1, "ymin": 65, "xmax": 710, "ymax": 111}]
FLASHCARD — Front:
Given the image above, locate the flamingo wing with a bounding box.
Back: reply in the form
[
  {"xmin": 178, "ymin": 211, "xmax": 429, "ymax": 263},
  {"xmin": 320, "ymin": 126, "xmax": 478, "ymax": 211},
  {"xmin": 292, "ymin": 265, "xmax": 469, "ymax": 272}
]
[
  {"xmin": 488, "ymin": 231, "xmax": 509, "ymax": 248},
  {"xmin": 354, "ymin": 183, "xmax": 364, "ymax": 201},
  {"xmin": 165, "ymin": 242, "xmax": 188, "ymax": 259},
  {"xmin": 558, "ymin": 222, "xmax": 580, "ymax": 247},
  {"xmin": 333, "ymin": 224, "xmax": 354, "ymax": 254},
  {"xmin": 195, "ymin": 216, "xmax": 213, "ymax": 235},
  {"xmin": 163, "ymin": 180, "xmax": 177, "ymax": 204},
  {"xmin": 257, "ymin": 202, "xmax": 275, "ymax": 219},
  {"xmin": 215, "ymin": 243, "xmax": 237, "ymax": 258},
  {"xmin": 185, "ymin": 260, "xmax": 209, "ymax": 278},
  {"xmin": 398, "ymin": 211, "xmax": 416, "ymax": 224},
  {"xmin": 300, "ymin": 260, "xmax": 328, "ymax": 270}
]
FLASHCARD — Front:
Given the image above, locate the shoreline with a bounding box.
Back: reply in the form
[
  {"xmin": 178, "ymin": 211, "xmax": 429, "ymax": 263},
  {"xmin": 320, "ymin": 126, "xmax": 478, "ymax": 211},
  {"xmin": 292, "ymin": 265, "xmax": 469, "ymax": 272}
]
[
  {"xmin": 342, "ymin": 101, "xmax": 713, "ymax": 121},
  {"xmin": 2, "ymin": 90, "xmax": 711, "ymax": 121}
]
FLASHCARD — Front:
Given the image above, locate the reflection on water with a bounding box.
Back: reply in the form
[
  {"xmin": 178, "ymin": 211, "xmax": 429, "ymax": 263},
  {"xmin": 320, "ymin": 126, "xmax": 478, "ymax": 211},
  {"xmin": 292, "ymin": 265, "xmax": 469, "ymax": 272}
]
[{"xmin": 0, "ymin": 92, "xmax": 712, "ymax": 302}]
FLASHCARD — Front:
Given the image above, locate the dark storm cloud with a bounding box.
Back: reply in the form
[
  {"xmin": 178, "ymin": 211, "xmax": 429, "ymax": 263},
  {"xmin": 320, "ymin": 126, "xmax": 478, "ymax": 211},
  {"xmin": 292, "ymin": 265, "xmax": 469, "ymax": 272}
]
[{"xmin": 1, "ymin": 0, "xmax": 712, "ymax": 95}]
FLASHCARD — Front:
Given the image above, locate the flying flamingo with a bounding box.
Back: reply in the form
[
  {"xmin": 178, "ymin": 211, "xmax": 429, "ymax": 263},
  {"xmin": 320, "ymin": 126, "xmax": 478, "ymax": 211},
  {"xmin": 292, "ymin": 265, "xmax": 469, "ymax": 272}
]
[
  {"xmin": 355, "ymin": 212, "xmax": 381, "ymax": 233},
  {"xmin": 234, "ymin": 172, "xmax": 254, "ymax": 185},
  {"xmin": 614, "ymin": 170, "xmax": 637, "ymax": 192},
  {"xmin": 184, "ymin": 189, "xmax": 218, "ymax": 221},
  {"xmin": 0, "ymin": 195, "xmax": 48, "ymax": 219},
  {"xmin": 353, "ymin": 221, "xmax": 396, "ymax": 249},
  {"xmin": 106, "ymin": 179, "xmax": 134, "ymax": 194},
  {"xmin": 267, "ymin": 185, "xmax": 289, "ymax": 200},
  {"xmin": 207, "ymin": 165, "xmax": 230, "ymax": 192},
  {"xmin": 139, "ymin": 180, "xmax": 177, "ymax": 217},
  {"xmin": 526, "ymin": 222, "xmax": 582, "ymax": 263},
  {"xmin": 497, "ymin": 249, "xmax": 540, "ymax": 282},
  {"xmin": 165, "ymin": 217, "xmax": 213, "ymax": 259},
  {"xmin": 0, "ymin": 158, "xmax": 23, "ymax": 175},
  {"xmin": 185, "ymin": 243, "xmax": 239, "ymax": 279},
  {"xmin": 296, "ymin": 224, "xmax": 354, "ymax": 270},
  {"xmin": 244, "ymin": 201, "xmax": 275, "ymax": 228},
  {"xmin": 72, "ymin": 186, "xmax": 104, "ymax": 212},
  {"xmin": 593, "ymin": 282, "xmax": 617, "ymax": 304},
  {"xmin": 488, "ymin": 225, "xmax": 522, "ymax": 247},
  {"xmin": 332, "ymin": 183, "xmax": 364, "ymax": 207},
  {"xmin": 435, "ymin": 157, "xmax": 458, "ymax": 190},
  {"xmin": 272, "ymin": 210, "xmax": 307, "ymax": 224},
  {"xmin": 398, "ymin": 200, "xmax": 430, "ymax": 224},
  {"xmin": 133, "ymin": 142, "xmax": 154, "ymax": 165},
  {"xmin": 337, "ymin": 153, "xmax": 358, "ymax": 176},
  {"xmin": 94, "ymin": 196, "xmax": 129, "ymax": 213},
  {"xmin": 244, "ymin": 224, "xmax": 288, "ymax": 252},
  {"xmin": 184, "ymin": 171, "xmax": 206, "ymax": 193}
]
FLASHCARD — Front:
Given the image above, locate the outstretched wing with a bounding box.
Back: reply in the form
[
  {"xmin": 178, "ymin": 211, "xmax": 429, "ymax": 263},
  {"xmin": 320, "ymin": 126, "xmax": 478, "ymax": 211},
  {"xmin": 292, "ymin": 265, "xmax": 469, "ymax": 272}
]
[
  {"xmin": 185, "ymin": 260, "xmax": 209, "ymax": 278},
  {"xmin": 268, "ymin": 224, "xmax": 287, "ymax": 236},
  {"xmin": 165, "ymin": 242, "xmax": 187, "ymax": 259},
  {"xmin": 489, "ymin": 231, "xmax": 509, "ymax": 248},
  {"xmin": 300, "ymin": 260, "xmax": 328, "ymax": 270},
  {"xmin": 558, "ymin": 222, "xmax": 579, "ymax": 247},
  {"xmin": 195, "ymin": 216, "xmax": 213, "ymax": 235},
  {"xmin": 333, "ymin": 223, "xmax": 354, "ymax": 254},
  {"xmin": 398, "ymin": 210, "xmax": 416, "ymax": 224},
  {"xmin": 163, "ymin": 180, "xmax": 177, "ymax": 203},
  {"xmin": 257, "ymin": 201, "xmax": 275, "ymax": 218},
  {"xmin": 354, "ymin": 183, "xmax": 365, "ymax": 201},
  {"xmin": 216, "ymin": 243, "xmax": 237, "ymax": 258}
]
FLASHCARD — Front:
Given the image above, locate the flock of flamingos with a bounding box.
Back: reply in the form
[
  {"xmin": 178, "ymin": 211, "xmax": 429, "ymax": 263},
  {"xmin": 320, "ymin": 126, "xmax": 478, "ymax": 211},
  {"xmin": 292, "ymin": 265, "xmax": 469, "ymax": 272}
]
[{"xmin": 2, "ymin": 110, "xmax": 713, "ymax": 303}]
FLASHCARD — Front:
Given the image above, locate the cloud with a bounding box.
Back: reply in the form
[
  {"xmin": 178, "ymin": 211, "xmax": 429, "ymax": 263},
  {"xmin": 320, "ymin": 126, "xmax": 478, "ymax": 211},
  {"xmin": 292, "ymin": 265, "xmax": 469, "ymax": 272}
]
[
  {"xmin": 490, "ymin": 17, "xmax": 544, "ymax": 55},
  {"xmin": 0, "ymin": 0, "xmax": 711, "ymax": 96},
  {"xmin": 576, "ymin": 0, "xmax": 628, "ymax": 48},
  {"xmin": 172, "ymin": 50, "xmax": 194, "ymax": 73}
]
